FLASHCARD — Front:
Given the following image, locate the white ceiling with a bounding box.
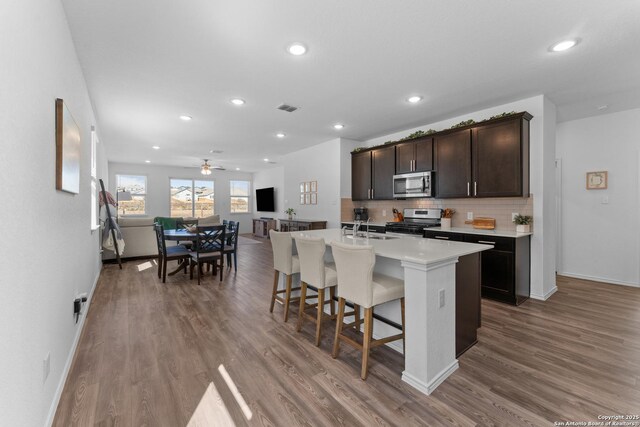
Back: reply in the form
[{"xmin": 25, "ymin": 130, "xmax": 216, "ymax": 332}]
[{"xmin": 61, "ymin": 0, "xmax": 640, "ymax": 172}]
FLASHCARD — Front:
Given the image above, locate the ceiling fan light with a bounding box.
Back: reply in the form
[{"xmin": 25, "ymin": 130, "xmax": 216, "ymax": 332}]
[{"xmin": 201, "ymin": 159, "xmax": 213, "ymax": 175}]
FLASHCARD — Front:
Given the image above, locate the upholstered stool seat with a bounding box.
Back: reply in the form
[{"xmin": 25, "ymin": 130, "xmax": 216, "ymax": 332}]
[
  {"xmin": 330, "ymin": 241, "xmax": 406, "ymax": 380},
  {"xmin": 294, "ymin": 237, "xmax": 338, "ymax": 346},
  {"xmin": 269, "ymin": 230, "xmax": 301, "ymax": 322}
]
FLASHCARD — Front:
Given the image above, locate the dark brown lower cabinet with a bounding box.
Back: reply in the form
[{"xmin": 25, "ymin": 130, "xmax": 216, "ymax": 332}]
[
  {"xmin": 424, "ymin": 230, "xmax": 531, "ymax": 306},
  {"xmin": 279, "ymin": 219, "xmax": 327, "ymax": 232}
]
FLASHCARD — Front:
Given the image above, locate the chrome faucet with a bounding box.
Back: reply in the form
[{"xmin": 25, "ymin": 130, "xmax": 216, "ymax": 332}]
[
  {"xmin": 342, "ymin": 226, "xmax": 348, "ymax": 236},
  {"xmin": 365, "ymin": 218, "xmax": 371, "ymax": 238},
  {"xmin": 353, "ymin": 220, "xmax": 361, "ymax": 237}
]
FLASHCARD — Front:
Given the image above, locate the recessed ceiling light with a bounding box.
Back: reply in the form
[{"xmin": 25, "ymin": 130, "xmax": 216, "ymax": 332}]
[
  {"xmin": 287, "ymin": 43, "xmax": 307, "ymax": 56},
  {"xmin": 276, "ymin": 132, "xmax": 286, "ymax": 138},
  {"xmin": 179, "ymin": 115, "xmax": 192, "ymax": 121},
  {"xmin": 263, "ymin": 158, "xmax": 269, "ymax": 162},
  {"xmin": 145, "ymin": 160, "xmax": 151, "ymax": 163},
  {"xmin": 407, "ymin": 96, "xmax": 423, "ymax": 103},
  {"xmin": 235, "ymin": 167, "xmax": 240, "ymax": 171},
  {"xmin": 550, "ymin": 39, "xmax": 578, "ymax": 52},
  {"xmin": 152, "ymin": 145, "xmax": 160, "ymax": 150},
  {"xmin": 230, "ymin": 98, "xmax": 245, "ymax": 105},
  {"xmin": 333, "ymin": 123, "xmax": 344, "ymax": 130}
]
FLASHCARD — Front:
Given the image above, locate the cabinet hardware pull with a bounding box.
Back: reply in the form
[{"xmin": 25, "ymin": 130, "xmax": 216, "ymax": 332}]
[
  {"xmin": 372, "ymin": 188, "xmax": 374, "ymax": 198},
  {"xmin": 467, "ymin": 182, "xmax": 470, "ymax": 196},
  {"xmin": 412, "ymin": 160, "xmax": 415, "ymax": 171},
  {"xmin": 474, "ymin": 182, "xmax": 477, "ymax": 196},
  {"xmin": 478, "ymin": 240, "xmax": 495, "ymax": 245},
  {"xmin": 435, "ymin": 236, "xmax": 449, "ymax": 240},
  {"xmin": 368, "ymin": 189, "xmax": 371, "ymax": 199}
]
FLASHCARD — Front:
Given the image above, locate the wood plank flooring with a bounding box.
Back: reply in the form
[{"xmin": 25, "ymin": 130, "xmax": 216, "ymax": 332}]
[{"xmin": 53, "ymin": 238, "xmax": 640, "ymax": 426}]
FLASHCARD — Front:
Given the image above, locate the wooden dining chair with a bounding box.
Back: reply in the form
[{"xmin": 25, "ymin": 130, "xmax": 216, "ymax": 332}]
[
  {"xmin": 153, "ymin": 223, "xmax": 191, "ymax": 283},
  {"xmin": 224, "ymin": 221, "xmax": 240, "ymax": 271},
  {"xmin": 189, "ymin": 225, "xmax": 226, "ymax": 285},
  {"xmin": 176, "ymin": 218, "xmax": 199, "ymax": 249}
]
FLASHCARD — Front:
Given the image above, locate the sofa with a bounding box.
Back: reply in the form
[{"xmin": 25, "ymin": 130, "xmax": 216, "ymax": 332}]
[{"xmin": 102, "ymin": 215, "xmax": 220, "ymax": 260}]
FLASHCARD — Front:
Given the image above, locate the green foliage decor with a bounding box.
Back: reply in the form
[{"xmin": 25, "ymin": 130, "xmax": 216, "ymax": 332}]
[{"xmin": 513, "ymin": 214, "xmax": 532, "ymax": 225}]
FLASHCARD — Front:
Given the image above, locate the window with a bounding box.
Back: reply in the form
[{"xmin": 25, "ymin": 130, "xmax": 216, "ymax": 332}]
[
  {"xmin": 90, "ymin": 128, "xmax": 99, "ymax": 230},
  {"xmin": 170, "ymin": 178, "xmax": 214, "ymax": 218},
  {"xmin": 116, "ymin": 175, "xmax": 147, "ymax": 216},
  {"xmin": 230, "ymin": 180, "xmax": 250, "ymax": 213}
]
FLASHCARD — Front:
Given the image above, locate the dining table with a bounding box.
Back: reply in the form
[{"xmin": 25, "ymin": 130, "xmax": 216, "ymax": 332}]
[{"xmin": 163, "ymin": 229, "xmax": 199, "ymax": 276}]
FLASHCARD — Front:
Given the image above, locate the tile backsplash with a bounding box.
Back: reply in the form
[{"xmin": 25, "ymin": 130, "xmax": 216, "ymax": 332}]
[{"xmin": 342, "ymin": 197, "xmax": 534, "ymax": 232}]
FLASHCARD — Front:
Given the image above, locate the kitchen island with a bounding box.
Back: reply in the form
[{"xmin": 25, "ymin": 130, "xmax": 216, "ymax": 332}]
[{"xmin": 291, "ymin": 229, "xmax": 490, "ymax": 395}]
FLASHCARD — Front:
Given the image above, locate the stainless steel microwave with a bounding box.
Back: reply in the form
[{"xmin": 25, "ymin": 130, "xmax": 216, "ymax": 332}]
[{"xmin": 393, "ymin": 171, "xmax": 433, "ymax": 198}]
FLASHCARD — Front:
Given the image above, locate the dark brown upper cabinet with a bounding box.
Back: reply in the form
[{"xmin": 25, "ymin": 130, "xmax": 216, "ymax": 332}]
[
  {"xmin": 472, "ymin": 114, "xmax": 530, "ymax": 197},
  {"xmin": 351, "ymin": 146, "xmax": 395, "ymax": 200},
  {"xmin": 395, "ymin": 137, "xmax": 433, "ymax": 174},
  {"xmin": 435, "ymin": 112, "xmax": 532, "ymax": 198},
  {"xmin": 434, "ymin": 129, "xmax": 472, "ymax": 198},
  {"xmin": 351, "ymin": 151, "xmax": 372, "ymax": 201},
  {"xmin": 371, "ymin": 145, "xmax": 395, "ymax": 199}
]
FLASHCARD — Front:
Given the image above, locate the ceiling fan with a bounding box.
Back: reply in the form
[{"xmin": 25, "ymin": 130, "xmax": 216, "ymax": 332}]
[{"xmin": 200, "ymin": 159, "xmax": 225, "ymax": 175}]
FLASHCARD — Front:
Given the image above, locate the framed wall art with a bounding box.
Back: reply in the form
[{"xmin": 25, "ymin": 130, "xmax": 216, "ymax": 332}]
[
  {"xmin": 310, "ymin": 193, "xmax": 317, "ymax": 205},
  {"xmin": 586, "ymin": 171, "xmax": 608, "ymax": 190},
  {"xmin": 55, "ymin": 98, "xmax": 81, "ymax": 194}
]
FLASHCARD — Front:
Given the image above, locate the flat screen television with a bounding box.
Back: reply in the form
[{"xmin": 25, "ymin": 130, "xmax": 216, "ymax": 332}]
[{"xmin": 255, "ymin": 187, "xmax": 275, "ymax": 212}]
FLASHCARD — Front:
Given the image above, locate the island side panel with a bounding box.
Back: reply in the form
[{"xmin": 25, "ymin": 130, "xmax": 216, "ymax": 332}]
[{"xmin": 401, "ymin": 258, "xmax": 458, "ymax": 395}]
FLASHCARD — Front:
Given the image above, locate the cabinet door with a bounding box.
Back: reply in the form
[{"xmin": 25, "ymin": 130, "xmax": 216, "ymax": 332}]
[
  {"xmin": 480, "ymin": 250, "xmax": 514, "ymax": 294},
  {"xmin": 473, "ymin": 118, "xmax": 522, "ymax": 197},
  {"xmin": 351, "ymin": 151, "xmax": 372, "ymax": 201},
  {"xmin": 371, "ymin": 145, "xmax": 395, "ymax": 200},
  {"xmin": 414, "ymin": 137, "xmax": 433, "ymax": 172},
  {"xmin": 434, "ymin": 130, "xmax": 472, "ymax": 198},
  {"xmin": 395, "ymin": 142, "xmax": 414, "ymax": 174}
]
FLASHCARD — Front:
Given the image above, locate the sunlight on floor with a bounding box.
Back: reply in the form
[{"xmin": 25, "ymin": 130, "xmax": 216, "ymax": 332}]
[
  {"xmin": 218, "ymin": 364, "xmax": 253, "ymax": 421},
  {"xmin": 187, "ymin": 382, "xmax": 235, "ymax": 427},
  {"xmin": 136, "ymin": 261, "xmax": 155, "ymax": 272}
]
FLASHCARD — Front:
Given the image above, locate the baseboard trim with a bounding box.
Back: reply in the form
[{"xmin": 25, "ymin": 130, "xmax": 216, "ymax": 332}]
[
  {"xmin": 558, "ymin": 272, "xmax": 639, "ymax": 288},
  {"xmin": 530, "ymin": 285, "xmax": 558, "ymax": 301},
  {"xmin": 402, "ymin": 360, "xmax": 459, "ymax": 395},
  {"xmin": 45, "ymin": 270, "xmax": 101, "ymax": 427}
]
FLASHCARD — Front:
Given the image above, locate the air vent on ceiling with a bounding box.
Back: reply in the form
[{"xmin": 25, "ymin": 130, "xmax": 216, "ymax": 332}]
[
  {"xmin": 209, "ymin": 149, "xmax": 223, "ymax": 154},
  {"xmin": 268, "ymin": 161, "xmax": 277, "ymax": 164},
  {"xmin": 277, "ymin": 104, "xmax": 299, "ymax": 112}
]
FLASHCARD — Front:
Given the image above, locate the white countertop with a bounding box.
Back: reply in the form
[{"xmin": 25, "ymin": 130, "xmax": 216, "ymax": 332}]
[
  {"xmin": 291, "ymin": 229, "xmax": 490, "ymax": 265},
  {"xmin": 425, "ymin": 226, "xmax": 532, "ymax": 238},
  {"xmin": 340, "ymin": 221, "xmax": 388, "ymax": 227}
]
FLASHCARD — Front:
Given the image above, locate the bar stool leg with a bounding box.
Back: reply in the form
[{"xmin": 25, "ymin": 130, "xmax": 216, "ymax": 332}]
[
  {"xmin": 270, "ymin": 270, "xmax": 279, "ymax": 313},
  {"xmin": 283, "ymin": 274, "xmax": 293, "ymax": 322},
  {"xmin": 332, "ymin": 298, "xmax": 346, "ymax": 358},
  {"xmin": 296, "ymin": 281, "xmax": 308, "ymax": 332},
  {"xmin": 354, "ymin": 304, "xmax": 361, "ymax": 331},
  {"xmin": 329, "ymin": 286, "xmax": 336, "ymax": 316},
  {"xmin": 361, "ymin": 307, "xmax": 374, "ymax": 380},
  {"xmin": 315, "ymin": 288, "xmax": 325, "ymax": 346}
]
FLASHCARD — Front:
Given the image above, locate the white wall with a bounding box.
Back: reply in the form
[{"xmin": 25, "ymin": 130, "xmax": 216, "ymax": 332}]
[
  {"xmin": 364, "ymin": 95, "xmax": 557, "ymax": 300},
  {"xmin": 109, "ymin": 162, "xmax": 254, "ymax": 234},
  {"xmin": 253, "ymin": 165, "xmax": 285, "ymax": 216},
  {"xmin": 556, "ymin": 108, "xmax": 640, "ymax": 287},
  {"xmin": 0, "ymin": 1, "xmax": 107, "ymax": 425}
]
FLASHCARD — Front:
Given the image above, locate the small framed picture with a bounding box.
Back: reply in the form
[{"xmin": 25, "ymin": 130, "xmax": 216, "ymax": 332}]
[
  {"xmin": 304, "ymin": 193, "xmax": 311, "ymax": 204},
  {"xmin": 586, "ymin": 171, "xmax": 608, "ymax": 190},
  {"xmin": 300, "ymin": 193, "xmax": 305, "ymax": 204},
  {"xmin": 310, "ymin": 193, "xmax": 317, "ymax": 205},
  {"xmin": 299, "ymin": 182, "xmax": 305, "ymax": 193},
  {"xmin": 304, "ymin": 182, "xmax": 310, "ymax": 193},
  {"xmin": 310, "ymin": 181, "xmax": 317, "ymax": 192}
]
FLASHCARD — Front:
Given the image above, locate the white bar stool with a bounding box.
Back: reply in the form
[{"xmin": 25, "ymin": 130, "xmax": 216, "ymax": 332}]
[
  {"xmin": 294, "ymin": 236, "xmax": 338, "ymax": 346},
  {"xmin": 330, "ymin": 241, "xmax": 406, "ymax": 380},
  {"xmin": 269, "ymin": 230, "xmax": 301, "ymax": 322}
]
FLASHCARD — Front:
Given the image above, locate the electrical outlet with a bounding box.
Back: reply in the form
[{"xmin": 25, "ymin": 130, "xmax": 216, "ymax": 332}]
[
  {"xmin": 382, "ymin": 209, "xmax": 387, "ymax": 217},
  {"xmin": 439, "ymin": 289, "xmax": 445, "ymax": 308},
  {"xmin": 467, "ymin": 212, "xmax": 473, "ymax": 221},
  {"xmin": 601, "ymin": 196, "xmax": 609, "ymax": 204},
  {"xmin": 512, "ymin": 212, "xmax": 519, "ymax": 222},
  {"xmin": 43, "ymin": 352, "xmax": 50, "ymax": 384}
]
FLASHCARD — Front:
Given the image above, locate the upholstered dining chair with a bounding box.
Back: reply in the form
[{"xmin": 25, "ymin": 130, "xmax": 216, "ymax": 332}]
[
  {"xmin": 294, "ymin": 236, "xmax": 337, "ymax": 346},
  {"xmin": 189, "ymin": 225, "xmax": 226, "ymax": 285},
  {"xmin": 153, "ymin": 223, "xmax": 191, "ymax": 283},
  {"xmin": 330, "ymin": 241, "xmax": 406, "ymax": 380},
  {"xmin": 269, "ymin": 230, "xmax": 301, "ymax": 322}
]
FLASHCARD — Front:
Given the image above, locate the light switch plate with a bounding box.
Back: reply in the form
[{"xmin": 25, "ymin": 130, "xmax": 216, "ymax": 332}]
[
  {"xmin": 43, "ymin": 352, "xmax": 50, "ymax": 384},
  {"xmin": 382, "ymin": 209, "xmax": 387, "ymax": 217},
  {"xmin": 467, "ymin": 212, "xmax": 473, "ymax": 220},
  {"xmin": 439, "ymin": 289, "xmax": 445, "ymax": 308}
]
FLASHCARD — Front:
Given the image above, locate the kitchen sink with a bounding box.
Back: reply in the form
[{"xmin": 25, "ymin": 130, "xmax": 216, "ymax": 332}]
[{"xmin": 345, "ymin": 234, "xmax": 398, "ymax": 240}]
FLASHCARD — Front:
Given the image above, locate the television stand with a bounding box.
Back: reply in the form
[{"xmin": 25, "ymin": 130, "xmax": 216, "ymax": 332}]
[{"xmin": 253, "ymin": 218, "xmax": 277, "ymax": 239}]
